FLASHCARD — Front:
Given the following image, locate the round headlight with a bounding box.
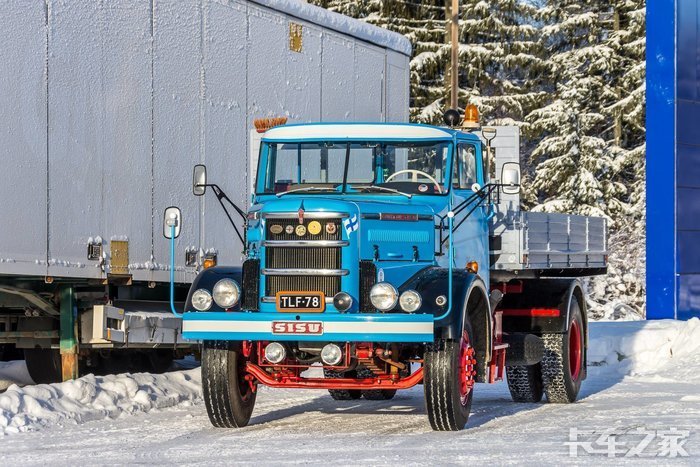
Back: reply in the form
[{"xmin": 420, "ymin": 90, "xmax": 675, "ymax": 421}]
[
  {"xmin": 212, "ymin": 279, "xmax": 240, "ymax": 308},
  {"xmin": 321, "ymin": 343, "xmax": 343, "ymax": 366},
  {"xmin": 369, "ymin": 282, "xmax": 398, "ymax": 311},
  {"xmin": 191, "ymin": 288, "xmax": 213, "ymax": 311},
  {"xmin": 399, "ymin": 290, "xmax": 422, "ymax": 312},
  {"xmin": 264, "ymin": 342, "xmax": 286, "ymax": 364}
]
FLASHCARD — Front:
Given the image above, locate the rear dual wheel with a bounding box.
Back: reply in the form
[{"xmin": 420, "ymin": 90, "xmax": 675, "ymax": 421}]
[
  {"xmin": 541, "ymin": 300, "xmax": 585, "ymax": 403},
  {"xmin": 505, "ymin": 299, "xmax": 586, "ymax": 404},
  {"xmin": 202, "ymin": 341, "xmax": 257, "ymax": 428},
  {"xmin": 424, "ymin": 323, "xmax": 476, "ymax": 431}
]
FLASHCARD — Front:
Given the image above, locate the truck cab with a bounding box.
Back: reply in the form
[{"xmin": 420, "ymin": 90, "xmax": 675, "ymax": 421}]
[{"xmin": 180, "ymin": 120, "xmax": 606, "ymax": 431}]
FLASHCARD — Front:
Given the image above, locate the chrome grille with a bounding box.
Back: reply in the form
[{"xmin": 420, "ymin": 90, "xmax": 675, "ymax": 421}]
[{"xmin": 264, "ymin": 217, "xmax": 343, "ymax": 297}]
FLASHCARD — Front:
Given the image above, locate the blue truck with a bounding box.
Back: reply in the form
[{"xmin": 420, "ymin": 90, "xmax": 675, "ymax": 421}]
[{"xmin": 167, "ymin": 113, "xmax": 608, "ymax": 431}]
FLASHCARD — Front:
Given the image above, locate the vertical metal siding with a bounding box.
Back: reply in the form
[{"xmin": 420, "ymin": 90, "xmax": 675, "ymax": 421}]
[{"xmin": 675, "ymin": 0, "xmax": 700, "ymax": 319}]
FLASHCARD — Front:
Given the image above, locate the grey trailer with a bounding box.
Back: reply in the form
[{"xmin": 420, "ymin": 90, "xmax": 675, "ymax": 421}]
[{"xmin": 0, "ymin": 0, "xmax": 411, "ymax": 381}]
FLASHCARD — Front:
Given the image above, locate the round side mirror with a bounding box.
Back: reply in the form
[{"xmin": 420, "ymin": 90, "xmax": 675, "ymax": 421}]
[{"xmin": 163, "ymin": 206, "xmax": 182, "ymax": 239}]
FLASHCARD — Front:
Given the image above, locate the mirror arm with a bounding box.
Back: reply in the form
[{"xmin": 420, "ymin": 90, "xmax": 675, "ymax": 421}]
[
  {"xmin": 440, "ymin": 183, "xmax": 498, "ymax": 247},
  {"xmin": 208, "ymin": 184, "xmax": 247, "ymax": 221},
  {"xmin": 207, "ymin": 184, "xmax": 246, "ymax": 247}
]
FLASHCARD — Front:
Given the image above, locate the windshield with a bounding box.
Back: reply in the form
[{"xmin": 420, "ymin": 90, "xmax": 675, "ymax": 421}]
[{"xmin": 260, "ymin": 141, "xmax": 451, "ymax": 195}]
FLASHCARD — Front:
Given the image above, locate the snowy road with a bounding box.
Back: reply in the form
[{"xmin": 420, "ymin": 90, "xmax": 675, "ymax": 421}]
[{"xmin": 1, "ymin": 320, "xmax": 699, "ymax": 465}]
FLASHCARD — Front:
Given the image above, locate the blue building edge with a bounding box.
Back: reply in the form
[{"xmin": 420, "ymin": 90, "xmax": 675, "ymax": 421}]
[{"xmin": 646, "ymin": 0, "xmax": 700, "ymax": 320}]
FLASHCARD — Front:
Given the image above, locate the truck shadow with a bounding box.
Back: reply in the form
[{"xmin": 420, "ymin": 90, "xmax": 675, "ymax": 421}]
[{"xmin": 249, "ymin": 385, "xmax": 544, "ymax": 431}]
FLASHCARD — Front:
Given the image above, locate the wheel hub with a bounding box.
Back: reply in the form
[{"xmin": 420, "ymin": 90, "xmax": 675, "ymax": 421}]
[
  {"xmin": 459, "ymin": 331, "xmax": 476, "ymax": 405},
  {"xmin": 569, "ymin": 319, "xmax": 582, "ymax": 380}
]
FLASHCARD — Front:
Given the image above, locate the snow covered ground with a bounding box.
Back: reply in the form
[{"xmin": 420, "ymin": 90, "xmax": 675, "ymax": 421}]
[{"xmin": 0, "ymin": 319, "xmax": 698, "ymax": 465}]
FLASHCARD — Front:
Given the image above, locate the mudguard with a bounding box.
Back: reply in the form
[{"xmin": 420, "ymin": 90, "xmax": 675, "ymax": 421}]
[
  {"xmin": 185, "ymin": 266, "xmax": 243, "ymax": 312},
  {"xmin": 499, "ymin": 278, "xmax": 587, "ymax": 336},
  {"xmin": 399, "ymin": 267, "xmax": 491, "ymax": 343}
]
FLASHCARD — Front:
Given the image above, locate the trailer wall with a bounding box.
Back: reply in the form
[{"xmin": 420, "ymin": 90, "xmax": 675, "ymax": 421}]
[{"xmin": 0, "ymin": 0, "xmax": 411, "ymax": 285}]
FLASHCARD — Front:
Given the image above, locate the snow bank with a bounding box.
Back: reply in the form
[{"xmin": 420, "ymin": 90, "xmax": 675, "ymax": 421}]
[
  {"xmin": 0, "ymin": 361, "xmax": 34, "ymax": 391},
  {"xmin": 588, "ymin": 318, "xmax": 700, "ymax": 376},
  {"xmin": 0, "ymin": 319, "xmax": 698, "ymax": 436},
  {"xmin": 0, "ymin": 369, "xmax": 201, "ymax": 435}
]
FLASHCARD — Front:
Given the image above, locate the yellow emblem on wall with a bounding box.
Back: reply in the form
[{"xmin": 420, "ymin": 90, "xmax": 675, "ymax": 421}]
[{"xmin": 308, "ymin": 221, "xmax": 322, "ymax": 235}]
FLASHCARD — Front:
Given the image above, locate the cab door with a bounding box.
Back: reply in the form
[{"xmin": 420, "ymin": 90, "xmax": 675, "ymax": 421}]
[{"xmin": 450, "ymin": 142, "xmax": 490, "ymax": 284}]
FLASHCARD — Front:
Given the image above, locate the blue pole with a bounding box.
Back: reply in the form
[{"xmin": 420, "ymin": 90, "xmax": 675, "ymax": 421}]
[{"xmin": 170, "ymin": 225, "xmax": 182, "ymax": 318}]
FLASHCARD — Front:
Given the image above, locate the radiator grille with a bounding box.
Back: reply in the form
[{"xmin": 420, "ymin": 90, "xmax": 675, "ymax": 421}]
[
  {"xmin": 242, "ymin": 259, "xmax": 260, "ymax": 310},
  {"xmin": 264, "ymin": 217, "xmax": 342, "ymax": 297},
  {"xmin": 359, "ymin": 260, "xmax": 377, "ymax": 312}
]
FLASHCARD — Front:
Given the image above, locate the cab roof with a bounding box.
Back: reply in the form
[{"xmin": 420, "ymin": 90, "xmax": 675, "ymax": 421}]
[{"xmin": 262, "ymin": 122, "xmax": 472, "ymax": 143}]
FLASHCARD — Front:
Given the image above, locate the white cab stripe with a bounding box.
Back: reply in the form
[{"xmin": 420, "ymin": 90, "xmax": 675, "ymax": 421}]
[{"xmin": 184, "ymin": 320, "xmax": 433, "ymax": 334}]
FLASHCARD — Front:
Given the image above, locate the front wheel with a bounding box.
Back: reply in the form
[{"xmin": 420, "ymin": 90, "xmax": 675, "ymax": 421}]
[
  {"xmin": 541, "ymin": 299, "xmax": 586, "ymax": 403},
  {"xmin": 424, "ymin": 326, "xmax": 476, "ymax": 431},
  {"xmin": 202, "ymin": 341, "xmax": 257, "ymax": 428}
]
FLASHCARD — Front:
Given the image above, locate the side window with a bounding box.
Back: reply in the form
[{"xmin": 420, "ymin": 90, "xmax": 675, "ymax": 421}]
[{"xmin": 453, "ymin": 144, "xmax": 478, "ymax": 190}]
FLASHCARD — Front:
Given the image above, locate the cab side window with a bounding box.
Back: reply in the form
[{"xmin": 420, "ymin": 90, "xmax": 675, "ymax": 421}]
[{"xmin": 452, "ymin": 144, "xmax": 478, "ymax": 190}]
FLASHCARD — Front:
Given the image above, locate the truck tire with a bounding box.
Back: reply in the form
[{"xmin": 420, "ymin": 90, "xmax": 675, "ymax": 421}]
[
  {"xmin": 505, "ymin": 364, "xmax": 543, "ymax": 402},
  {"xmin": 24, "ymin": 348, "xmax": 62, "ymax": 384},
  {"xmin": 201, "ymin": 341, "xmax": 257, "ymax": 428},
  {"xmin": 541, "ymin": 300, "xmax": 585, "ymax": 403},
  {"xmin": 424, "ymin": 320, "xmax": 476, "ymax": 431},
  {"xmin": 324, "ymin": 369, "xmax": 362, "ymax": 400},
  {"xmin": 356, "ymin": 367, "xmax": 396, "ymax": 400}
]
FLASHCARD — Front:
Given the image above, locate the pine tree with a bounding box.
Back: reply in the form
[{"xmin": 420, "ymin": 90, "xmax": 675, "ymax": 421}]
[
  {"xmin": 524, "ymin": 1, "xmax": 626, "ymax": 221},
  {"xmin": 587, "ymin": 0, "xmax": 646, "ymax": 318}
]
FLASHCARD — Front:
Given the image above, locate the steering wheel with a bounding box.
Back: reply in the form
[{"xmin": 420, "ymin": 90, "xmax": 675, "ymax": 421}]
[{"xmin": 385, "ymin": 169, "xmax": 442, "ymax": 193}]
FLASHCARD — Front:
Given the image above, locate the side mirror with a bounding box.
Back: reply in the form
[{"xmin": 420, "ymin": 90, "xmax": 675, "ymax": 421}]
[
  {"xmin": 193, "ymin": 164, "xmax": 207, "ymax": 196},
  {"xmin": 163, "ymin": 206, "xmax": 182, "ymax": 239},
  {"xmin": 501, "ymin": 162, "xmax": 520, "ymax": 195}
]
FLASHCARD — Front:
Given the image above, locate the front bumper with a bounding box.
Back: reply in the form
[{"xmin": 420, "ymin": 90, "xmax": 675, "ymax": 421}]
[{"xmin": 182, "ymin": 311, "xmax": 434, "ymax": 343}]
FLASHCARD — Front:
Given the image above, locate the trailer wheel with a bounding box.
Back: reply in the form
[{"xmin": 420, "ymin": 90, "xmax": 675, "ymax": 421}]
[
  {"xmin": 424, "ymin": 320, "xmax": 475, "ymax": 431},
  {"xmin": 23, "ymin": 348, "xmax": 62, "ymax": 384},
  {"xmin": 541, "ymin": 300, "xmax": 585, "ymax": 403},
  {"xmin": 324, "ymin": 369, "xmax": 362, "ymax": 400},
  {"xmin": 505, "ymin": 364, "xmax": 543, "ymax": 402},
  {"xmin": 202, "ymin": 341, "xmax": 257, "ymax": 428},
  {"xmin": 147, "ymin": 349, "xmax": 175, "ymax": 374}
]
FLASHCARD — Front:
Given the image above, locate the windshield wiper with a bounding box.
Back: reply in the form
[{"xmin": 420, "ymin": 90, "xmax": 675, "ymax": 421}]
[
  {"xmin": 276, "ymin": 187, "xmax": 337, "ymax": 198},
  {"xmin": 355, "ymin": 185, "xmax": 412, "ymax": 198}
]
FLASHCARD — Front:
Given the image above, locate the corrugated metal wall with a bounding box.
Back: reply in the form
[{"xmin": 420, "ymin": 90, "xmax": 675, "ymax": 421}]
[{"xmin": 0, "ymin": 0, "xmax": 410, "ymax": 285}]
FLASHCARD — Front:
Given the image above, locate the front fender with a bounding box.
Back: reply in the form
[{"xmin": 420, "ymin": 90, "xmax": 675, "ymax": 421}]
[
  {"xmin": 399, "ymin": 267, "xmax": 489, "ymax": 340},
  {"xmin": 185, "ymin": 266, "xmax": 243, "ymax": 312}
]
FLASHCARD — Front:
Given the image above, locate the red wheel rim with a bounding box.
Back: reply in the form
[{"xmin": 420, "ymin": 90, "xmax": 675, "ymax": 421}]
[
  {"xmin": 458, "ymin": 331, "xmax": 476, "ymax": 405},
  {"xmin": 569, "ymin": 319, "xmax": 582, "ymax": 380}
]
